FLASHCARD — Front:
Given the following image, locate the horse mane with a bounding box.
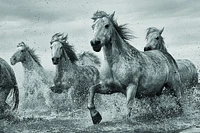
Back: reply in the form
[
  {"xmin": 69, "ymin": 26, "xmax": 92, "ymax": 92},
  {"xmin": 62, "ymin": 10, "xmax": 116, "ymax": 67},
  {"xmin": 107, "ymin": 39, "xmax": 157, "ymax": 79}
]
[
  {"xmin": 62, "ymin": 42, "xmax": 78, "ymax": 63},
  {"xmin": 92, "ymin": 11, "xmax": 135, "ymax": 43},
  {"xmin": 51, "ymin": 33, "xmax": 78, "ymax": 63},
  {"xmin": 17, "ymin": 42, "xmax": 42, "ymax": 67},
  {"xmin": 78, "ymin": 51, "xmax": 101, "ymax": 67},
  {"xmin": 146, "ymin": 27, "xmax": 167, "ymax": 52}
]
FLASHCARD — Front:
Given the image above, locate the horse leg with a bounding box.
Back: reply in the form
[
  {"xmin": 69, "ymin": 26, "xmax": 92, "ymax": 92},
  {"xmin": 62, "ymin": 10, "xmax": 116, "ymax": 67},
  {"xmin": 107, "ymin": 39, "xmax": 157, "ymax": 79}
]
[
  {"xmin": 126, "ymin": 83, "xmax": 137, "ymax": 118},
  {"xmin": 167, "ymin": 73, "xmax": 184, "ymax": 111},
  {"xmin": 88, "ymin": 83, "xmax": 122, "ymax": 124},
  {"xmin": 88, "ymin": 83, "xmax": 102, "ymax": 124}
]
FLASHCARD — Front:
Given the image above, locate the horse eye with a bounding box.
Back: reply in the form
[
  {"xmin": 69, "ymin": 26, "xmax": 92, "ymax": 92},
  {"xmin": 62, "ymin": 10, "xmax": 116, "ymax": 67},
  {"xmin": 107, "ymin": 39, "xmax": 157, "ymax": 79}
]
[
  {"xmin": 155, "ymin": 37, "xmax": 159, "ymax": 40},
  {"xmin": 105, "ymin": 24, "xmax": 109, "ymax": 28},
  {"xmin": 21, "ymin": 50, "xmax": 24, "ymax": 52}
]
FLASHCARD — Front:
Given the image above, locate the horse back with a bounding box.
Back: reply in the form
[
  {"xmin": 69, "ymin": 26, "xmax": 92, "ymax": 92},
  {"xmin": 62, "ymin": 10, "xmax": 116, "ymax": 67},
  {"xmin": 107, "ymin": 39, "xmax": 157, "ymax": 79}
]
[
  {"xmin": 142, "ymin": 50, "xmax": 178, "ymax": 70},
  {"xmin": 176, "ymin": 59, "xmax": 198, "ymax": 87},
  {"xmin": 137, "ymin": 50, "xmax": 179, "ymax": 94}
]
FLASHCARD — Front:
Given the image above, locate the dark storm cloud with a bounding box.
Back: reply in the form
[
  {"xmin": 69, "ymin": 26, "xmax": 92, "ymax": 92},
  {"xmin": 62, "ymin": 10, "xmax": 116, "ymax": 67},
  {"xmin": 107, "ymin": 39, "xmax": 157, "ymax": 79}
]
[{"xmin": 0, "ymin": 0, "xmax": 200, "ymax": 53}]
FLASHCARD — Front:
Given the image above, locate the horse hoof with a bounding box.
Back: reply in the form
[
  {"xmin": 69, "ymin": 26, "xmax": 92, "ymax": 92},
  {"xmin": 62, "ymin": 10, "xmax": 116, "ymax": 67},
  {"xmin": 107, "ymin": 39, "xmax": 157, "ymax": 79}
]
[{"xmin": 90, "ymin": 109, "xmax": 102, "ymax": 124}]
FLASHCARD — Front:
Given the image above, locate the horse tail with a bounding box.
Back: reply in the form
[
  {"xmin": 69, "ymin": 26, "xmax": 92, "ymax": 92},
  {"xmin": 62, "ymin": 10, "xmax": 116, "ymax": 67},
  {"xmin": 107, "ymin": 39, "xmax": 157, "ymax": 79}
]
[
  {"xmin": 12, "ymin": 84, "xmax": 19, "ymax": 111},
  {"xmin": 192, "ymin": 65, "xmax": 198, "ymax": 86}
]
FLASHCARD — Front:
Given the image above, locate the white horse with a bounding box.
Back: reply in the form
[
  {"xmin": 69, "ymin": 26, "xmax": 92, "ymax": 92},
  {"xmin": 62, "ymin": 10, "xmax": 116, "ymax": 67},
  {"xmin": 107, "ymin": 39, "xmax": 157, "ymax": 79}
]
[
  {"xmin": 144, "ymin": 27, "xmax": 198, "ymax": 88},
  {"xmin": 50, "ymin": 33, "xmax": 101, "ymax": 109},
  {"xmin": 88, "ymin": 11, "xmax": 184, "ymax": 124}
]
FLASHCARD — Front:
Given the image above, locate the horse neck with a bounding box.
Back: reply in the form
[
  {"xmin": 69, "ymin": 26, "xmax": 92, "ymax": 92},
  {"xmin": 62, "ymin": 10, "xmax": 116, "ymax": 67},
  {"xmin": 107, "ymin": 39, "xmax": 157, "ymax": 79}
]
[
  {"xmin": 103, "ymin": 31, "xmax": 140, "ymax": 66},
  {"xmin": 22, "ymin": 53, "xmax": 43, "ymax": 73},
  {"xmin": 56, "ymin": 51, "xmax": 77, "ymax": 77},
  {"xmin": 158, "ymin": 40, "xmax": 168, "ymax": 52},
  {"xmin": 159, "ymin": 45, "xmax": 168, "ymax": 52}
]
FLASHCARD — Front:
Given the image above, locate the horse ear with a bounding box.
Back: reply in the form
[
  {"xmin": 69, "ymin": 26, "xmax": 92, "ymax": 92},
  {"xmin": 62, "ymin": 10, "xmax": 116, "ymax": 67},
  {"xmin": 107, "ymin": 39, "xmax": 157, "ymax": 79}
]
[
  {"xmin": 61, "ymin": 34, "xmax": 68, "ymax": 42},
  {"xmin": 159, "ymin": 27, "xmax": 164, "ymax": 35},
  {"xmin": 64, "ymin": 34, "xmax": 68, "ymax": 41},
  {"xmin": 109, "ymin": 11, "xmax": 115, "ymax": 19}
]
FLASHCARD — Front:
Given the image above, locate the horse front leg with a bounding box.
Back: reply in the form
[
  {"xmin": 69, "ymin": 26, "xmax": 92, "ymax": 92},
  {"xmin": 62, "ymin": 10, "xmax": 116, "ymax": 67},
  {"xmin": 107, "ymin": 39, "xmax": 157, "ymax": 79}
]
[
  {"xmin": 88, "ymin": 82, "xmax": 124, "ymax": 124},
  {"xmin": 87, "ymin": 83, "xmax": 102, "ymax": 124},
  {"xmin": 126, "ymin": 83, "xmax": 137, "ymax": 118}
]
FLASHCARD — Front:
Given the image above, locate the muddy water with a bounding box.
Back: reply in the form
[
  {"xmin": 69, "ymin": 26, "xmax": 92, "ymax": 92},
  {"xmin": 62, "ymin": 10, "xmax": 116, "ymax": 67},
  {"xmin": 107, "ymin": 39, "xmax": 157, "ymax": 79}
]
[{"xmin": 1, "ymin": 86, "xmax": 200, "ymax": 133}]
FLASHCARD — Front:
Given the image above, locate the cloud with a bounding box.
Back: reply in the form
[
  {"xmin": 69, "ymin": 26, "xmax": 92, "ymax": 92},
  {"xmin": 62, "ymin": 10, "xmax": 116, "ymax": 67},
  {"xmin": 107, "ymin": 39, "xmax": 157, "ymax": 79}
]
[
  {"xmin": 1, "ymin": 0, "xmax": 200, "ymax": 79},
  {"xmin": 1, "ymin": 0, "xmax": 200, "ymax": 53}
]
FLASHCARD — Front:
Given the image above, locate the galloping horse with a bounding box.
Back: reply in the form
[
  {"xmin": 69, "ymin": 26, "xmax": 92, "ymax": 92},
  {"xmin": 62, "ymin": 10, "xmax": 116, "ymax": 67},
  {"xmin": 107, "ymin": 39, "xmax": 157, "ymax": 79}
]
[
  {"xmin": 10, "ymin": 42, "xmax": 52, "ymax": 109},
  {"xmin": 88, "ymin": 11, "xmax": 184, "ymax": 124},
  {"xmin": 144, "ymin": 27, "xmax": 198, "ymax": 88},
  {"xmin": 0, "ymin": 57, "xmax": 19, "ymax": 115},
  {"xmin": 50, "ymin": 33, "xmax": 100, "ymax": 109}
]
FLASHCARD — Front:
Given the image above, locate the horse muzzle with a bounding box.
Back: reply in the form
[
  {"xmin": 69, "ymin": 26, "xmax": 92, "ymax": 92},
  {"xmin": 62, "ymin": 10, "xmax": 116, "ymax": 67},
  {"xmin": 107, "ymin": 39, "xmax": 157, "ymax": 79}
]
[
  {"xmin": 144, "ymin": 46, "xmax": 152, "ymax": 51},
  {"xmin": 90, "ymin": 40, "xmax": 102, "ymax": 52},
  {"xmin": 52, "ymin": 57, "xmax": 59, "ymax": 65},
  {"xmin": 10, "ymin": 57, "xmax": 17, "ymax": 65}
]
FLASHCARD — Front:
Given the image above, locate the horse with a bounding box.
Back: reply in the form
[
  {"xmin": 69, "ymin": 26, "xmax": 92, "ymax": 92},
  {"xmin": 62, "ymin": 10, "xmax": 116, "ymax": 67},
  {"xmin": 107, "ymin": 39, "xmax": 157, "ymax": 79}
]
[
  {"xmin": 10, "ymin": 42, "xmax": 53, "ymax": 110},
  {"xmin": 144, "ymin": 27, "xmax": 198, "ymax": 88},
  {"xmin": 49, "ymin": 33, "xmax": 100, "ymax": 109},
  {"xmin": 88, "ymin": 11, "xmax": 185, "ymax": 124},
  {"xmin": 0, "ymin": 57, "xmax": 19, "ymax": 116}
]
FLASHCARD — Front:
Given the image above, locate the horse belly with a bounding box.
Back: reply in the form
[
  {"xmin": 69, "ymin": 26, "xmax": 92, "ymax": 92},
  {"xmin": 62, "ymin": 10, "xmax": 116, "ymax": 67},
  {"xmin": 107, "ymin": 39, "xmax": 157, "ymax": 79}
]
[{"xmin": 138, "ymin": 73, "xmax": 166, "ymax": 96}]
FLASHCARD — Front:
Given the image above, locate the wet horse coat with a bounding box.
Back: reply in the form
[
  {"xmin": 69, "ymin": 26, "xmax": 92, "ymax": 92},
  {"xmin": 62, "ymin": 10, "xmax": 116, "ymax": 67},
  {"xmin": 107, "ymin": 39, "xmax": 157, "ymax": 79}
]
[
  {"xmin": 50, "ymin": 33, "xmax": 100, "ymax": 109},
  {"xmin": 0, "ymin": 57, "xmax": 19, "ymax": 114},
  {"xmin": 144, "ymin": 27, "xmax": 198, "ymax": 88},
  {"xmin": 10, "ymin": 42, "xmax": 53, "ymax": 109},
  {"xmin": 88, "ymin": 11, "xmax": 184, "ymax": 124}
]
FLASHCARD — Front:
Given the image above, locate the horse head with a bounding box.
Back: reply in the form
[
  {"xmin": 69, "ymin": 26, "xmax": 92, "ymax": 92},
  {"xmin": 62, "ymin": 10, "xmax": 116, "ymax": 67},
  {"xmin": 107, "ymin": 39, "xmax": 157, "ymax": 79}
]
[
  {"xmin": 90, "ymin": 11, "xmax": 115, "ymax": 52},
  {"xmin": 50, "ymin": 33, "xmax": 68, "ymax": 65},
  {"xmin": 10, "ymin": 42, "xmax": 27, "ymax": 65},
  {"xmin": 50, "ymin": 33, "xmax": 78, "ymax": 65},
  {"xmin": 144, "ymin": 27, "xmax": 165, "ymax": 51}
]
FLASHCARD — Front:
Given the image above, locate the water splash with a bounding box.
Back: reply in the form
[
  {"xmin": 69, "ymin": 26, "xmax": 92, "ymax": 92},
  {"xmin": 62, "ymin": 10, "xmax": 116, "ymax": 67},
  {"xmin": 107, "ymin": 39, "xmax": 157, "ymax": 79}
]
[{"xmin": 4, "ymin": 67, "xmax": 200, "ymax": 132}]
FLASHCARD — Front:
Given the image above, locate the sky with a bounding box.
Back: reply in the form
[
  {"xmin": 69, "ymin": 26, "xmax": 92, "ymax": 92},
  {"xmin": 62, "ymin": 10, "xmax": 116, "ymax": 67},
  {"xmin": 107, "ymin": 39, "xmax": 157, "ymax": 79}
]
[{"xmin": 0, "ymin": 0, "xmax": 200, "ymax": 73}]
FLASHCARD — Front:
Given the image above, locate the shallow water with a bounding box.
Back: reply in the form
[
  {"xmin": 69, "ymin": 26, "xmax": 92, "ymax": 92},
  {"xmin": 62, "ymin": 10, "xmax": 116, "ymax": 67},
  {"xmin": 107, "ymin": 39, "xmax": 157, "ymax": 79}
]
[
  {"xmin": 1, "ymin": 61, "xmax": 200, "ymax": 133},
  {"xmin": 1, "ymin": 86, "xmax": 200, "ymax": 133}
]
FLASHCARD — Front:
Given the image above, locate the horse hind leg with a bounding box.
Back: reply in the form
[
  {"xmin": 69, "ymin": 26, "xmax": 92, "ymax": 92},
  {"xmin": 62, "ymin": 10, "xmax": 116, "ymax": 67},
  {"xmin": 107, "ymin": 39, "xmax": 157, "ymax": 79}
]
[{"xmin": 165, "ymin": 73, "xmax": 184, "ymax": 111}]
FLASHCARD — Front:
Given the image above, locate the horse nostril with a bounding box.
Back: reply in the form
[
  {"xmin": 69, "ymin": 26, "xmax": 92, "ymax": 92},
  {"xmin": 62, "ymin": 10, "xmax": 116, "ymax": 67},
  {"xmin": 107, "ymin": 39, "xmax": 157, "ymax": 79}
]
[
  {"xmin": 144, "ymin": 47, "xmax": 151, "ymax": 51},
  {"xmin": 12, "ymin": 57, "xmax": 16, "ymax": 61},
  {"xmin": 52, "ymin": 57, "xmax": 59, "ymax": 64},
  {"xmin": 95, "ymin": 40, "xmax": 101, "ymax": 45},
  {"xmin": 90, "ymin": 40, "xmax": 95, "ymax": 46}
]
